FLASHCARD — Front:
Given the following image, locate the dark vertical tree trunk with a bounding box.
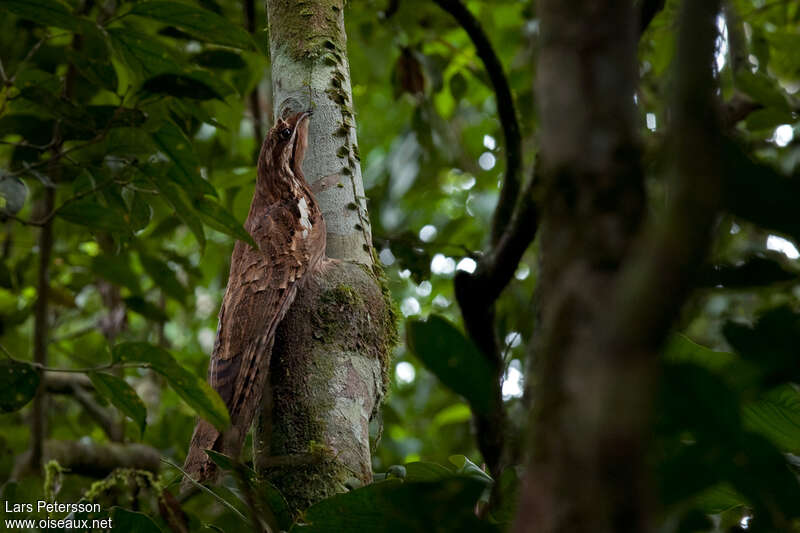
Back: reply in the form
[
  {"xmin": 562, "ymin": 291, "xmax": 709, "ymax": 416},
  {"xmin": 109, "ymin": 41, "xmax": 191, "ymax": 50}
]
[{"xmin": 515, "ymin": 0, "xmax": 723, "ymax": 531}]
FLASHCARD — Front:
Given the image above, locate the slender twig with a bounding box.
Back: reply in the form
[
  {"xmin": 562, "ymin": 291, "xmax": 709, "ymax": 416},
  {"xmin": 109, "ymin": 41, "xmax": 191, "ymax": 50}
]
[
  {"xmin": 161, "ymin": 458, "xmax": 252, "ymax": 526},
  {"xmin": 432, "ymin": 0, "xmax": 522, "ymax": 245},
  {"xmin": 6, "ymin": 175, "xmax": 131, "ymax": 227}
]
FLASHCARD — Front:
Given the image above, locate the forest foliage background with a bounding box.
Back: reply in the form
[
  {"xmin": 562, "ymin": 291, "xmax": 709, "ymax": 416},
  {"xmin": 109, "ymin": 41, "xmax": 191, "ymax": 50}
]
[{"xmin": 1, "ymin": 0, "xmax": 800, "ymax": 531}]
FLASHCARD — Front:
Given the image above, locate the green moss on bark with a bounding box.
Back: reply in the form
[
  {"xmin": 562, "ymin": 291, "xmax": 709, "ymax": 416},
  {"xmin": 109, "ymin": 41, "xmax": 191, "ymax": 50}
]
[{"xmin": 267, "ymin": 0, "xmax": 347, "ymax": 61}]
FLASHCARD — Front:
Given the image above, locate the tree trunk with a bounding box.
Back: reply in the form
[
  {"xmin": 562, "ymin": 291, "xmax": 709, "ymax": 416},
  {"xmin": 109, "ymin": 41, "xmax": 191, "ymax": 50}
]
[
  {"xmin": 254, "ymin": 0, "xmax": 396, "ymax": 513},
  {"xmin": 515, "ymin": 1, "xmax": 723, "ymax": 531},
  {"xmin": 515, "ymin": 1, "xmax": 649, "ymax": 532}
]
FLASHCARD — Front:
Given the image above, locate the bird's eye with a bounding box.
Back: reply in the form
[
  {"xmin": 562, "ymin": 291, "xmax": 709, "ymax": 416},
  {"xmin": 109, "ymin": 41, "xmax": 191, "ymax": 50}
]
[{"xmin": 279, "ymin": 128, "xmax": 292, "ymax": 140}]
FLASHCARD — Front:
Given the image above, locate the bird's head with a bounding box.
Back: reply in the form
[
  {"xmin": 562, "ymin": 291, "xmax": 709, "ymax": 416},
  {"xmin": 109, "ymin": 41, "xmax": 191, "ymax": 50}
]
[{"xmin": 260, "ymin": 110, "xmax": 313, "ymax": 182}]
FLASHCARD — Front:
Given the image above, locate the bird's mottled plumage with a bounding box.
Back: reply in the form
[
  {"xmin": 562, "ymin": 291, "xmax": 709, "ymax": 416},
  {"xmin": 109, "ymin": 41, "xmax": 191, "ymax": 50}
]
[{"xmin": 183, "ymin": 111, "xmax": 326, "ymax": 484}]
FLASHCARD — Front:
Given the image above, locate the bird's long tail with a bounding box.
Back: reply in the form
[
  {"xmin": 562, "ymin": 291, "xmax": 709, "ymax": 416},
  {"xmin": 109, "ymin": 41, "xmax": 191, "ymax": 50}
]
[{"xmin": 182, "ymin": 419, "xmax": 221, "ymax": 488}]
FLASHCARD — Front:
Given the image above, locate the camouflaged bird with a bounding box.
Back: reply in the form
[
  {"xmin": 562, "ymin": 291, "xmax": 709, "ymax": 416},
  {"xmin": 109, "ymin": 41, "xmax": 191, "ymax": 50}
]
[{"xmin": 183, "ymin": 110, "xmax": 327, "ymax": 484}]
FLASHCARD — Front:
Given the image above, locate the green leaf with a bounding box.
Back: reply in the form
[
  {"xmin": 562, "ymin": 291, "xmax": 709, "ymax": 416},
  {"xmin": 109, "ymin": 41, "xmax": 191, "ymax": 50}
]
[
  {"xmin": 193, "ymin": 197, "xmax": 256, "ymax": 247},
  {"xmin": 744, "ymin": 108, "xmax": 795, "ymax": 132},
  {"xmin": 290, "ymin": 478, "xmax": 496, "ymax": 533},
  {"xmin": 112, "ymin": 342, "xmax": 229, "ymax": 431},
  {"xmin": 57, "ymin": 199, "xmax": 131, "ymax": 233},
  {"xmin": 697, "ymin": 253, "xmax": 798, "ymax": 288},
  {"xmin": 110, "ymin": 507, "xmax": 162, "ymax": 533},
  {"xmin": 663, "ymin": 334, "xmax": 737, "ymax": 374},
  {"xmin": 431, "ymin": 403, "xmax": 472, "ymax": 429},
  {"xmin": 448, "ymin": 455, "xmax": 493, "ymax": 485},
  {"xmin": 138, "ymin": 251, "xmax": 188, "ymax": 303},
  {"xmin": 68, "ymin": 31, "xmax": 118, "ymax": 92},
  {"xmin": 151, "ymin": 122, "xmax": 218, "ymax": 199},
  {"xmin": 723, "ymin": 306, "xmax": 800, "ymax": 387},
  {"xmin": 723, "ymin": 139, "xmax": 800, "ymax": 244},
  {"xmin": 734, "ymin": 71, "xmax": 790, "ymax": 110},
  {"xmin": 90, "ymin": 254, "xmax": 141, "ymax": 293},
  {"xmin": 204, "ymin": 450, "xmax": 249, "ymax": 475},
  {"xmin": 0, "ymin": 0, "xmax": 90, "ymax": 33},
  {"xmin": 141, "ymin": 73, "xmax": 223, "ymax": 101},
  {"xmin": 130, "ymin": 1, "xmax": 253, "ymax": 50},
  {"xmin": 141, "ymin": 168, "xmax": 206, "ymax": 248},
  {"xmin": 0, "ymin": 359, "xmax": 40, "ymax": 413},
  {"xmin": 191, "ymin": 50, "xmax": 246, "ymax": 70},
  {"xmin": 406, "ymin": 315, "xmax": 495, "ymax": 415},
  {"xmin": 124, "ymin": 296, "xmax": 168, "ymax": 323},
  {"xmin": 88, "ymin": 372, "xmax": 147, "ymax": 435},
  {"xmin": 404, "ymin": 462, "xmax": 453, "ymax": 482},
  {"xmin": 108, "ymin": 28, "xmax": 184, "ymax": 80},
  {"xmin": 742, "ymin": 385, "xmax": 800, "ymax": 454}
]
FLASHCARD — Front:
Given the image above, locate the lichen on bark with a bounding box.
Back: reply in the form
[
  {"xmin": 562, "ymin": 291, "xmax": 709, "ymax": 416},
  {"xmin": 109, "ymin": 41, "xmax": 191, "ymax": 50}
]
[{"xmin": 255, "ymin": 262, "xmax": 395, "ymax": 512}]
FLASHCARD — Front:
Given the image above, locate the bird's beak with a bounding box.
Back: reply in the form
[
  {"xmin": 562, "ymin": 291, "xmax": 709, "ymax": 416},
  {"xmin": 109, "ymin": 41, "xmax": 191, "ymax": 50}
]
[{"xmin": 298, "ymin": 109, "xmax": 313, "ymax": 123}]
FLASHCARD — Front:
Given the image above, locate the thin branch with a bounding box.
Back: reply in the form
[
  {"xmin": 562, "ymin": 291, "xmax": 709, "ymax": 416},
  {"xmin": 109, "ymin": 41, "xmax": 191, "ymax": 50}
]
[
  {"xmin": 609, "ymin": 0, "xmax": 724, "ymax": 349},
  {"xmin": 31, "ymin": 184, "xmax": 55, "ymax": 471},
  {"xmin": 432, "ymin": 0, "xmax": 522, "ymax": 245},
  {"xmin": 162, "ymin": 458, "xmax": 252, "ymax": 526},
  {"xmin": 5, "ymin": 174, "xmax": 131, "ymax": 227}
]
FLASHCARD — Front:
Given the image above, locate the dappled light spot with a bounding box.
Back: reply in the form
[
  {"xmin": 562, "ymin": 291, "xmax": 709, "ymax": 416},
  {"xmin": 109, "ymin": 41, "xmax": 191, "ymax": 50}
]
[
  {"xmin": 379, "ymin": 248, "xmax": 396, "ymax": 266},
  {"xmin": 415, "ymin": 281, "xmax": 432, "ymax": 297},
  {"xmin": 478, "ymin": 152, "xmax": 496, "ymax": 171},
  {"xmin": 504, "ymin": 332, "xmax": 521, "ymax": 349},
  {"xmin": 431, "ymin": 254, "xmax": 456, "ymax": 275},
  {"xmin": 483, "ymin": 134, "xmax": 496, "ymax": 150},
  {"xmin": 766, "ymin": 234, "xmax": 799, "ymax": 259},
  {"xmin": 502, "ymin": 359, "xmax": 524, "ymax": 400},
  {"xmin": 456, "ymin": 258, "xmax": 477, "ymax": 274},
  {"xmin": 395, "ymin": 361, "xmax": 416, "ymax": 385},
  {"xmin": 515, "ymin": 264, "xmax": 530, "ymax": 280},
  {"xmin": 432, "ymin": 294, "xmax": 451, "ymax": 308},
  {"xmin": 646, "ymin": 112, "xmax": 657, "ymax": 131},
  {"xmin": 774, "ymin": 124, "xmax": 794, "ymax": 147},
  {"xmin": 419, "ymin": 224, "xmax": 437, "ymax": 242},
  {"xmin": 401, "ymin": 297, "xmax": 421, "ymax": 316}
]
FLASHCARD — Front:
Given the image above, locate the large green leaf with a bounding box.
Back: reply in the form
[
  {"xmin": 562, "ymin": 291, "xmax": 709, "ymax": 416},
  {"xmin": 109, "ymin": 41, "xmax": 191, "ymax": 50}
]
[
  {"xmin": 723, "ymin": 139, "xmax": 800, "ymax": 245},
  {"xmin": 88, "ymin": 372, "xmax": 147, "ymax": 435},
  {"xmin": 108, "ymin": 28, "xmax": 184, "ymax": 80},
  {"xmin": 193, "ymin": 197, "xmax": 256, "ymax": 247},
  {"xmin": 290, "ymin": 478, "xmax": 496, "ymax": 533},
  {"xmin": 139, "ymin": 166, "xmax": 206, "ymax": 248},
  {"xmin": 111, "ymin": 342, "xmax": 229, "ymax": 431},
  {"xmin": 151, "ymin": 122, "xmax": 218, "ymax": 199},
  {"xmin": 141, "ymin": 73, "xmax": 225, "ymax": 101},
  {"xmin": 0, "ymin": 359, "xmax": 40, "ymax": 413},
  {"xmin": 90, "ymin": 254, "xmax": 141, "ymax": 293},
  {"xmin": 743, "ymin": 385, "xmax": 800, "ymax": 454},
  {"xmin": 110, "ymin": 507, "xmax": 162, "ymax": 533},
  {"xmin": 124, "ymin": 296, "xmax": 168, "ymax": 323},
  {"xmin": 138, "ymin": 251, "xmax": 188, "ymax": 303},
  {"xmin": 57, "ymin": 199, "xmax": 131, "ymax": 233},
  {"xmin": 0, "ymin": 0, "xmax": 90, "ymax": 33},
  {"xmin": 406, "ymin": 315, "xmax": 495, "ymax": 415},
  {"xmin": 130, "ymin": 1, "xmax": 253, "ymax": 50}
]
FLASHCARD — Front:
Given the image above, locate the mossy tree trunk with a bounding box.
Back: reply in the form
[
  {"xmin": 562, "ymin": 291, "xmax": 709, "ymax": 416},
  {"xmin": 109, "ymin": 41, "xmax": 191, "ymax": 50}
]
[{"xmin": 254, "ymin": 0, "xmax": 396, "ymax": 513}]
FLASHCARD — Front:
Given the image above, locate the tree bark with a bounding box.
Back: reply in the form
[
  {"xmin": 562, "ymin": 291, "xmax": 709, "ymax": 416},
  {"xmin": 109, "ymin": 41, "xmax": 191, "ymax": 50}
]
[
  {"xmin": 515, "ymin": 1, "xmax": 648, "ymax": 532},
  {"xmin": 515, "ymin": 1, "xmax": 723, "ymax": 532},
  {"xmin": 255, "ymin": 0, "xmax": 396, "ymax": 513}
]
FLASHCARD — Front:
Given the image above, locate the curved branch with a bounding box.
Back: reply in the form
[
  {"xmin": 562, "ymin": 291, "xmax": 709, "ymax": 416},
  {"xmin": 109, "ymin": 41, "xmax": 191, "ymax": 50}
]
[
  {"xmin": 13, "ymin": 440, "xmax": 160, "ymax": 480},
  {"xmin": 432, "ymin": 0, "xmax": 522, "ymax": 245}
]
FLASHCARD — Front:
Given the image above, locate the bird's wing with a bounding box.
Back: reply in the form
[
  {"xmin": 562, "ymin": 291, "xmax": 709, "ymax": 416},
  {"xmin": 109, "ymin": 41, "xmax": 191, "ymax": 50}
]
[{"xmin": 208, "ymin": 203, "xmax": 312, "ymax": 418}]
